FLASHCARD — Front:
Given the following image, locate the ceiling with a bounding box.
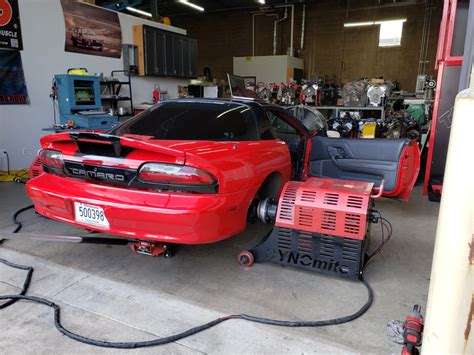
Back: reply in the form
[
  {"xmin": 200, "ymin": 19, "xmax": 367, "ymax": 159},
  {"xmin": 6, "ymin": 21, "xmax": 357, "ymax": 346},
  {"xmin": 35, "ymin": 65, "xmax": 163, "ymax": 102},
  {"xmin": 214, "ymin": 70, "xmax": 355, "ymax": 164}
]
[
  {"xmin": 95, "ymin": 0, "xmax": 304, "ymax": 17},
  {"xmin": 95, "ymin": 0, "xmax": 428, "ymax": 18}
]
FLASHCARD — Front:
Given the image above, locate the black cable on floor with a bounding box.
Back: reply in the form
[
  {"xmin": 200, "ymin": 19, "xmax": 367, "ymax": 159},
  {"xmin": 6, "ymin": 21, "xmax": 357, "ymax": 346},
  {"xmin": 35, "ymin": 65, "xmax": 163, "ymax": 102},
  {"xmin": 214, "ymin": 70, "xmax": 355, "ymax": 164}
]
[
  {"xmin": 364, "ymin": 210, "xmax": 393, "ymax": 269},
  {"xmin": 0, "ymin": 259, "xmax": 33, "ymax": 309},
  {"xmin": 12, "ymin": 205, "xmax": 34, "ymax": 233},
  {"xmin": 0, "ymin": 204, "xmax": 34, "ymax": 245},
  {"xmin": 0, "ymin": 206, "xmax": 374, "ymax": 349}
]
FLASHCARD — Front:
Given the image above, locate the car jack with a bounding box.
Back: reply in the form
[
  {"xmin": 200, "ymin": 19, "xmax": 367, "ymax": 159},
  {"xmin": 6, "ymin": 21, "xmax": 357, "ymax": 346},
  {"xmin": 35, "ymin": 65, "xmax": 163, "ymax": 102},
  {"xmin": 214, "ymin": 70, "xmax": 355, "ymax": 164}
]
[{"xmin": 129, "ymin": 241, "xmax": 173, "ymax": 258}]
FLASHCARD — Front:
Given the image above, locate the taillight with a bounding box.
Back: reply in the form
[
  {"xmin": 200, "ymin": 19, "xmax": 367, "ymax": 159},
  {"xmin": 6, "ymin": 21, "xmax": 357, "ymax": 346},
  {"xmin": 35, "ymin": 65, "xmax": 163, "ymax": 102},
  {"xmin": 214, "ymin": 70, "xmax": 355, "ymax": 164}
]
[
  {"xmin": 138, "ymin": 163, "xmax": 217, "ymax": 191},
  {"xmin": 40, "ymin": 149, "xmax": 64, "ymax": 171}
]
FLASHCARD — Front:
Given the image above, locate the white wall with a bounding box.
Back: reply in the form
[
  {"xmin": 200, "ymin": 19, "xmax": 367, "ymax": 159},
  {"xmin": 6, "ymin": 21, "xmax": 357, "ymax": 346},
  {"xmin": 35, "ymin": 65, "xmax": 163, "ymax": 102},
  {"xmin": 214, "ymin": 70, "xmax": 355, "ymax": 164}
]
[
  {"xmin": 0, "ymin": 0, "xmax": 188, "ymax": 170},
  {"xmin": 233, "ymin": 55, "xmax": 304, "ymax": 84}
]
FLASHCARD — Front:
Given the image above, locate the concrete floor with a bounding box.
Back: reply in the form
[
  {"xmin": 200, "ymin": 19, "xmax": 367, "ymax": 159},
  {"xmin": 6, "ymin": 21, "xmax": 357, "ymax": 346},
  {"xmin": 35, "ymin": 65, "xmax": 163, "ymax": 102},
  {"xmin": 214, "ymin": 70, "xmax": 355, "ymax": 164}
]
[{"xmin": 0, "ymin": 182, "xmax": 439, "ymax": 353}]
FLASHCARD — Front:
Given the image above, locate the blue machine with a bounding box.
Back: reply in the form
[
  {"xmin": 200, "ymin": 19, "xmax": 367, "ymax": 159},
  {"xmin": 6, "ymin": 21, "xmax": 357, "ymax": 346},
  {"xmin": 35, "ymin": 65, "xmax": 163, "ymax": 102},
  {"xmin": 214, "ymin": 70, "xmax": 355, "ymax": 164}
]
[{"xmin": 55, "ymin": 74, "xmax": 118, "ymax": 130}]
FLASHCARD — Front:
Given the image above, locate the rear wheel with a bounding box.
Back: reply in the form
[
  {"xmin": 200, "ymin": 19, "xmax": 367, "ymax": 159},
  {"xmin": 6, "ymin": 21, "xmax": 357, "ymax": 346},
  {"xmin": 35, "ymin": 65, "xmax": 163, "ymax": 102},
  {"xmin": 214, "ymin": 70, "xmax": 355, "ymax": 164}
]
[
  {"xmin": 246, "ymin": 198, "xmax": 259, "ymax": 223},
  {"xmin": 247, "ymin": 172, "xmax": 282, "ymax": 223}
]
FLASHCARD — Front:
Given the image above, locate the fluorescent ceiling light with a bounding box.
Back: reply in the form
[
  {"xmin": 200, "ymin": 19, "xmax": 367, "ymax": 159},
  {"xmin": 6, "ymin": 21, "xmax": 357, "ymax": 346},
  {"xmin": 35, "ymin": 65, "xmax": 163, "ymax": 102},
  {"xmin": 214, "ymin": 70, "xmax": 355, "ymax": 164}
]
[
  {"xmin": 375, "ymin": 18, "xmax": 407, "ymax": 25},
  {"xmin": 344, "ymin": 18, "xmax": 407, "ymax": 27},
  {"xmin": 258, "ymin": 0, "xmax": 266, "ymax": 4},
  {"xmin": 178, "ymin": 0, "xmax": 205, "ymax": 12},
  {"xmin": 344, "ymin": 21, "xmax": 375, "ymax": 27},
  {"xmin": 126, "ymin": 6, "xmax": 152, "ymax": 17}
]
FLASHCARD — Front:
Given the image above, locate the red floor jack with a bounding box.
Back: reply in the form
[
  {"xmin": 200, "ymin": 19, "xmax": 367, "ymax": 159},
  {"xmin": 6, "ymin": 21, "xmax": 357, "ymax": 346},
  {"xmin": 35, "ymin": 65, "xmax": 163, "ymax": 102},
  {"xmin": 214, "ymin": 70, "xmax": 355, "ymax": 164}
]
[
  {"xmin": 238, "ymin": 177, "xmax": 385, "ymax": 279},
  {"xmin": 402, "ymin": 305, "xmax": 424, "ymax": 355}
]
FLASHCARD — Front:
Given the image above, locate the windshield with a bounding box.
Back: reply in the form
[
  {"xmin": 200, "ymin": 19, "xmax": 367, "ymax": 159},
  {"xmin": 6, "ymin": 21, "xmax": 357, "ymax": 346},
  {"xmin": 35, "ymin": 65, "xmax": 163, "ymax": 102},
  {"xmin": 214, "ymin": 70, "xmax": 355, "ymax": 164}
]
[{"xmin": 109, "ymin": 101, "xmax": 259, "ymax": 141}]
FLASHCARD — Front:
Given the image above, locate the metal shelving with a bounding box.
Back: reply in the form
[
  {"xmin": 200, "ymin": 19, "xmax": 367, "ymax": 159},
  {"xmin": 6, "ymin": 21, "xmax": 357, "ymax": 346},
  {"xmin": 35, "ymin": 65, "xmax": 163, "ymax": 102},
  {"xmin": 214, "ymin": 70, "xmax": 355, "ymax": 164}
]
[{"xmin": 100, "ymin": 70, "xmax": 134, "ymax": 118}]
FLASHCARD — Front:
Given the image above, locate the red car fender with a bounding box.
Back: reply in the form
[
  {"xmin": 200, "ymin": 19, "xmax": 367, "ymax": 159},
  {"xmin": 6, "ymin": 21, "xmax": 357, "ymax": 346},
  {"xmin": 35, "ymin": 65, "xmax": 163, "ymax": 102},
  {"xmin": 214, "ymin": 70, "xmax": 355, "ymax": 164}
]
[{"xmin": 184, "ymin": 140, "xmax": 292, "ymax": 194}]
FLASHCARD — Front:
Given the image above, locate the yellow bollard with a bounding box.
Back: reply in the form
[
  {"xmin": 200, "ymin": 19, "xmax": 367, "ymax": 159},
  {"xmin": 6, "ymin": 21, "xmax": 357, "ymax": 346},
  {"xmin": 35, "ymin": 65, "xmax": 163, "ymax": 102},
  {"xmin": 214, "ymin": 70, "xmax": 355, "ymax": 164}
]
[{"xmin": 422, "ymin": 89, "xmax": 474, "ymax": 353}]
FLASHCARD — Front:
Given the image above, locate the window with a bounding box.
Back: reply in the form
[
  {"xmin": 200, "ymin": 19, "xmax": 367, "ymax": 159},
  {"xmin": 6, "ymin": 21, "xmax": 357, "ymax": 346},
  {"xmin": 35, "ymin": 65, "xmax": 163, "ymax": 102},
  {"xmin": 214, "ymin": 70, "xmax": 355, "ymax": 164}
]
[
  {"xmin": 378, "ymin": 20, "xmax": 405, "ymax": 47},
  {"xmin": 343, "ymin": 18, "xmax": 406, "ymax": 48},
  {"xmin": 265, "ymin": 110, "xmax": 301, "ymax": 146},
  {"xmin": 110, "ymin": 101, "xmax": 258, "ymax": 141}
]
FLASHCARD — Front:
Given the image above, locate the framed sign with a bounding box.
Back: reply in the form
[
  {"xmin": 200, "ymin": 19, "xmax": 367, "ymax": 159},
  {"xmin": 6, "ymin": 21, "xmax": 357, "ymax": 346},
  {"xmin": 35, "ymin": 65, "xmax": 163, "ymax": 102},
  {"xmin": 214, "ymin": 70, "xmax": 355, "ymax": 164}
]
[{"xmin": 0, "ymin": 0, "xmax": 23, "ymax": 50}]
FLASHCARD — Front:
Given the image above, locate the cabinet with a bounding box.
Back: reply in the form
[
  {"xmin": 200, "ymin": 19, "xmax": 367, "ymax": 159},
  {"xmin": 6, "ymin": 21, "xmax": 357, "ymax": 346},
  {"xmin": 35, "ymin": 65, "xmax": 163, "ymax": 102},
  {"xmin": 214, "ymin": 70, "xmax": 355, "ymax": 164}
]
[
  {"xmin": 172, "ymin": 35, "xmax": 183, "ymax": 77},
  {"xmin": 154, "ymin": 31, "xmax": 166, "ymax": 76},
  {"xmin": 189, "ymin": 39, "xmax": 197, "ymax": 77},
  {"xmin": 133, "ymin": 25, "xmax": 197, "ymax": 79},
  {"xmin": 165, "ymin": 33, "xmax": 174, "ymax": 76},
  {"xmin": 143, "ymin": 26, "xmax": 165, "ymax": 76}
]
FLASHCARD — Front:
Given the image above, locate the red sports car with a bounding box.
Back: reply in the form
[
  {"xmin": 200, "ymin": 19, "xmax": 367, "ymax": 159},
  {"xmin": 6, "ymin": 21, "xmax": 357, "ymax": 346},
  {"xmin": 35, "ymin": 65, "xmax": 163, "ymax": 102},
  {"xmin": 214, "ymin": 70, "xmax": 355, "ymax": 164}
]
[{"xmin": 27, "ymin": 99, "xmax": 419, "ymax": 249}]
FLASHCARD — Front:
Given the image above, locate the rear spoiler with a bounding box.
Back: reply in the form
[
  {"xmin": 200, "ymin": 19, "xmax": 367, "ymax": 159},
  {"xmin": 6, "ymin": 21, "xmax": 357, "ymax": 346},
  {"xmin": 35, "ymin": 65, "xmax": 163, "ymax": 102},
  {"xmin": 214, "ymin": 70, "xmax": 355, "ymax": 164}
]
[{"xmin": 41, "ymin": 132, "xmax": 186, "ymax": 163}]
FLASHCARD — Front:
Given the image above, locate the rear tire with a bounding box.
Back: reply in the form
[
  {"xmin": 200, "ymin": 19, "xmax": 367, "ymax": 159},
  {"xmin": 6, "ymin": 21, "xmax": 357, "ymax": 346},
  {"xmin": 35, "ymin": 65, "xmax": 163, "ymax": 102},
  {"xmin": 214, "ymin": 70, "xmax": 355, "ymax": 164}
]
[{"xmin": 247, "ymin": 172, "xmax": 282, "ymax": 223}]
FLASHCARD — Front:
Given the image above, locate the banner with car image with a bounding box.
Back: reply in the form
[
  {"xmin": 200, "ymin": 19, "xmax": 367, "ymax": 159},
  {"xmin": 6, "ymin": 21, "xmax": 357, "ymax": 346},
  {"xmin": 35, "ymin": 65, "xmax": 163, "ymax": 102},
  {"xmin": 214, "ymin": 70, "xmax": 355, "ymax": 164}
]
[{"xmin": 60, "ymin": 0, "xmax": 122, "ymax": 58}]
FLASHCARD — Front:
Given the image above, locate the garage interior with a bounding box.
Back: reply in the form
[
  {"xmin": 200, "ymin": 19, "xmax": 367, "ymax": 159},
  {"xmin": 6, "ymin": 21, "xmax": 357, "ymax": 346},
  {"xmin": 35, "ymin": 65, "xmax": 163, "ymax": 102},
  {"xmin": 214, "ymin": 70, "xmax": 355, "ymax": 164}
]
[{"xmin": 0, "ymin": 0, "xmax": 473, "ymax": 353}]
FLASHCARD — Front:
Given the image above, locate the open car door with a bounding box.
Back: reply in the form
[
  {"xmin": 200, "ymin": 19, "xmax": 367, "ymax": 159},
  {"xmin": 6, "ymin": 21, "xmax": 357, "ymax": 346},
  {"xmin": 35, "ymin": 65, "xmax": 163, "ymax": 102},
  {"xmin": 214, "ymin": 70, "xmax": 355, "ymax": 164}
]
[{"xmin": 308, "ymin": 137, "xmax": 420, "ymax": 201}]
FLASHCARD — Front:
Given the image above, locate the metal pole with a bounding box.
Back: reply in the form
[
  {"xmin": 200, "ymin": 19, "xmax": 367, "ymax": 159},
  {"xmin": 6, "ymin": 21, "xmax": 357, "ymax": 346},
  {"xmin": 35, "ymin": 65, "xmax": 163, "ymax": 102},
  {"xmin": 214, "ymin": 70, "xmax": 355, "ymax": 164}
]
[
  {"xmin": 252, "ymin": 13, "xmax": 255, "ymax": 56},
  {"xmin": 274, "ymin": 4, "xmax": 294, "ymax": 56},
  {"xmin": 273, "ymin": 8, "xmax": 288, "ymax": 55},
  {"xmin": 289, "ymin": 4, "xmax": 294, "ymax": 56},
  {"xmin": 300, "ymin": 4, "xmax": 306, "ymax": 50},
  {"xmin": 422, "ymin": 88, "xmax": 474, "ymax": 353},
  {"xmin": 150, "ymin": 0, "xmax": 159, "ymax": 20},
  {"xmin": 252, "ymin": 12, "xmax": 279, "ymax": 57}
]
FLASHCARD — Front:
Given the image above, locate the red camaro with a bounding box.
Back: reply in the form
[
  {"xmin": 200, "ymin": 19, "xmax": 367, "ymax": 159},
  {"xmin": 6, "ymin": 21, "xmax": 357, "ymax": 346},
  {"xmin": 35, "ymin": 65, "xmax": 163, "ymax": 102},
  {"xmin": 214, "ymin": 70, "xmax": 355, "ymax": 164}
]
[{"xmin": 27, "ymin": 99, "xmax": 419, "ymax": 248}]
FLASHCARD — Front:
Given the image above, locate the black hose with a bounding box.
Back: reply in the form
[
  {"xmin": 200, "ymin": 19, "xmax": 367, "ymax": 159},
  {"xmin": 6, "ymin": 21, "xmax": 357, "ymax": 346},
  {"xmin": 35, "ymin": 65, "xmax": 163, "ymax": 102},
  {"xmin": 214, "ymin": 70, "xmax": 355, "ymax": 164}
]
[
  {"xmin": 240, "ymin": 277, "xmax": 373, "ymax": 327},
  {"xmin": 0, "ymin": 206, "xmax": 374, "ymax": 349},
  {"xmin": 364, "ymin": 212, "xmax": 393, "ymax": 269},
  {"xmin": 0, "ymin": 259, "xmax": 33, "ymax": 309},
  {"xmin": 12, "ymin": 205, "xmax": 34, "ymax": 233},
  {"xmin": 0, "ymin": 204, "xmax": 34, "ymax": 245}
]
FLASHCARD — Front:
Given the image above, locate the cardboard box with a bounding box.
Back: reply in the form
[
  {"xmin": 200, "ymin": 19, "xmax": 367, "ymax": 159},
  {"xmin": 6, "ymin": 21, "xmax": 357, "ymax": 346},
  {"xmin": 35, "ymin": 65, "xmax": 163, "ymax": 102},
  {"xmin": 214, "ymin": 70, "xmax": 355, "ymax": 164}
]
[{"xmin": 371, "ymin": 78, "xmax": 385, "ymax": 84}]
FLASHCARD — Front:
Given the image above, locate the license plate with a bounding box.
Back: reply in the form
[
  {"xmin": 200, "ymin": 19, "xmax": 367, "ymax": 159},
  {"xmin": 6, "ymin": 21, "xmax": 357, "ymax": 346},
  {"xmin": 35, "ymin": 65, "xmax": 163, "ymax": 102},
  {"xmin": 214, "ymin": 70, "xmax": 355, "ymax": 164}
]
[{"xmin": 74, "ymin": 202, "xmax": 110, "ymax": 229}]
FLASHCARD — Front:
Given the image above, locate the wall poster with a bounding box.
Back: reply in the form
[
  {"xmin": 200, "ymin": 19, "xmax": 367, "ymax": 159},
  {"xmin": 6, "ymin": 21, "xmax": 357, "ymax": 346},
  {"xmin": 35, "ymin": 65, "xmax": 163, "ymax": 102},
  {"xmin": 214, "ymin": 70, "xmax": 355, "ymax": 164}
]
[
  {"xmin": 60, "ymin": 0, "xmax": 122, "ymax": 58},
  {"xmin": 0, "ymin": 49, "xmax": 29, "ymax": 104}
]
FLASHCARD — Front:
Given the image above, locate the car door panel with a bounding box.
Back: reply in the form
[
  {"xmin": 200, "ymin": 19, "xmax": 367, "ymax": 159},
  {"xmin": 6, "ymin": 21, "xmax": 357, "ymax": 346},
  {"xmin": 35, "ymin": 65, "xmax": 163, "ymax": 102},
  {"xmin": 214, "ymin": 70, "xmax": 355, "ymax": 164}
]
[{"xmin": 309, "ymin": 136, "xmax": 420, "ymax": 200}]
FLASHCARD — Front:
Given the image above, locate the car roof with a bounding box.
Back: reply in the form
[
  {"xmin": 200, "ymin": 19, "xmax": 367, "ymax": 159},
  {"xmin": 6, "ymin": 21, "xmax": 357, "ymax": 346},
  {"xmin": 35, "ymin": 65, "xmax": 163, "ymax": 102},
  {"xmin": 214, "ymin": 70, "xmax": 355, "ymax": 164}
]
[
  {"xmin": 162, "ymin": 97, "xmax": 266, "ymax": 107},
  {"xmin": 155, "ymin": 98, "xmax": 310, "ymax": 136}
]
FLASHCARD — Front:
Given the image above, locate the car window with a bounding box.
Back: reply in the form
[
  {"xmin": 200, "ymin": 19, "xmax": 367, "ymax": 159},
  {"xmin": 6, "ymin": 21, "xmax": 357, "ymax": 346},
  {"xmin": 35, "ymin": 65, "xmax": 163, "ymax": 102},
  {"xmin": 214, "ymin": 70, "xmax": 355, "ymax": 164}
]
[
  {"xmin": 264, "ymin": 110, "xmax": 303, "ymax": 150},
  {"xmin": 110, "ymin": 101, "xmax": 259, "ymax": 141},
  {"xmin": 266, "ymin": 111, "xmax": 299, "ymax": 137}
]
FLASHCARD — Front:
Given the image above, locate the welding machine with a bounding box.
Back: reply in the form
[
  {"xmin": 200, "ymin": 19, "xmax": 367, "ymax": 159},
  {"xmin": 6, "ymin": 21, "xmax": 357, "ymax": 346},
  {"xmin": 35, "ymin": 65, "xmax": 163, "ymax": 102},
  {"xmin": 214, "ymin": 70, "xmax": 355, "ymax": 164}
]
[
  {"xmin": 239, "ymin": 177, "xmax": 385, "ymax": 279},
  {"xmin": 54, "ymin": 74, "xmax": 117, "ymax": 130}
]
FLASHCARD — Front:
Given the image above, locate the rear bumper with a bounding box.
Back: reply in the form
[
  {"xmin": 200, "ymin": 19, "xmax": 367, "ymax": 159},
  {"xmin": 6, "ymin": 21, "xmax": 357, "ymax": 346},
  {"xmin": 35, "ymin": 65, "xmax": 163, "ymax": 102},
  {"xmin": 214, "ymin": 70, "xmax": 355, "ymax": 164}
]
[{"xmin": 26, "ymin": 174, "xmax": 254, "ymax": 244}]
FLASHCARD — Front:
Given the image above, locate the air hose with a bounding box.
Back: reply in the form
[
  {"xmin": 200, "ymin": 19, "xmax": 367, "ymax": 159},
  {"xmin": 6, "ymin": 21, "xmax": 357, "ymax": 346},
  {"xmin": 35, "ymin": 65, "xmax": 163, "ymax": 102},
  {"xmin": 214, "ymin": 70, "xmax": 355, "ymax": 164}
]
[{"xmin": 0, "ymin": 206, "xmax": 374, "ymax": 349}]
